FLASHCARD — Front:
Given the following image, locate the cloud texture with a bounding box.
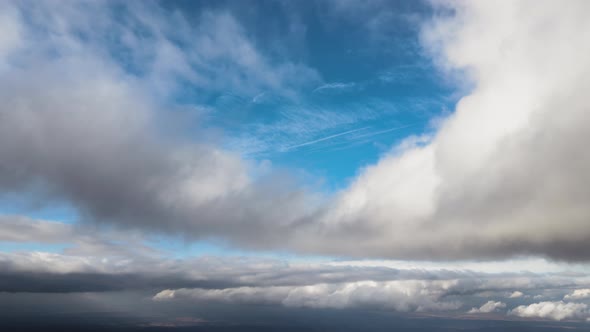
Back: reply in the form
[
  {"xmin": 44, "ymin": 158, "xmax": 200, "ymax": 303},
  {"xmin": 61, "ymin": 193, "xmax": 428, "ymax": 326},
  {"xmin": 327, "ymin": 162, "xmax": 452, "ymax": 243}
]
[
  {"xmin": 1, "ymin": 0, "xmax": 590, "ymax": 263},
  {"xmin": 510, "ymin": 301, "xmax": 590, "ymax": 321},
  {"xmin": 311, "ymin": 0, "xmax": 590, "ymax": 260},
  {"xmin": 468, "ymin": 301, "xmax": 506, "ymax": 314}
]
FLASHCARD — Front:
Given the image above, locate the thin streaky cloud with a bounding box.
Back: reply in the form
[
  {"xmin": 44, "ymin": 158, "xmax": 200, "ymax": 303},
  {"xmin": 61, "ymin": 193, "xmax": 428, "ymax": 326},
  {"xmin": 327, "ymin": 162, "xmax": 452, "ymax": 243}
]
[
  {"xmin": 301, "ymin": 124, "xmax": 417, "ymax": 154},
  {"xmin": 312, "ymin": 82, "xmax": 356, "ymax": 93},
  {"xmin": 348, "ymin": 123, "xmax": 419, "ymax": 140},
  {"xmin": 282, "ymin": 126, "xmax": 370, "ymax": 151}
]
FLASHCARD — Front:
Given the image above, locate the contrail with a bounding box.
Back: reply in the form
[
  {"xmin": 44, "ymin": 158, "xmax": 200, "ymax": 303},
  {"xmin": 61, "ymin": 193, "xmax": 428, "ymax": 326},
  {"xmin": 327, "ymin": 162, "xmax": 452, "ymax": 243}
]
[
  {"xmin": 284, "ymin": 127, "xmax": 369, "ymax": 151},
  {"xmin": 349, "ymin": 123, "xmax": 417, "ymax": 140},
  {"xmin": 301, "ymin": 123, "xmax": 418, "ymax": 154}
]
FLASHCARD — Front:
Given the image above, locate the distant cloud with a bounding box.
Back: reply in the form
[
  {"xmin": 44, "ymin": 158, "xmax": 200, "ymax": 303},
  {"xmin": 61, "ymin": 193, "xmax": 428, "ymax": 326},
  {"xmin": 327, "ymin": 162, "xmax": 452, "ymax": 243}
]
[
  {"xmin": 509, "ymin": 291, "xmax": 524, "ymax": 298},
  {"xmin": 313, "ymin": 82, "xmax": 356, "ymax": 93},
  {"xmin": 0, "ymin": 236, "xmax": 589, "ymax": 321},
  {"xmin": 154, "ymin": 281, "xmax": 461, "ymax": 312},
  {"xmin": 510, "ymin": 301, "xmax": 589, "ymax": 321},
  {"xmin": 564, "ymin": 289, "xmax": 590, "ymax": 301},
  {"xmin": 467, "ymin": 300, "xmax": 506, "ymax": 314}
]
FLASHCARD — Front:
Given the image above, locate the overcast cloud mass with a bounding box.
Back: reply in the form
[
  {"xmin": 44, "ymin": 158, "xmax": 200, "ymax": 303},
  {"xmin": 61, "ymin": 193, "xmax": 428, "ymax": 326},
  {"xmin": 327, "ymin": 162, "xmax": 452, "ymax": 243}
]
[{"xmin": 1, "ymin": 0, "xmax": 590, "ymax": 330}]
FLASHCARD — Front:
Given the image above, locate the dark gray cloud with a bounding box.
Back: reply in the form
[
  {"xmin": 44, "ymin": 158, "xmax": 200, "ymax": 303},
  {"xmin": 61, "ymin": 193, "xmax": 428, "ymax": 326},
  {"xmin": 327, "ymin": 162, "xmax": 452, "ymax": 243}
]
[
  {"xmin": 0, "ymin": 270, "xmax": 237, "ymax": 293},
  {"xmin": 1, "ymin": 249, "xmax": 590, "ymax": 321}
]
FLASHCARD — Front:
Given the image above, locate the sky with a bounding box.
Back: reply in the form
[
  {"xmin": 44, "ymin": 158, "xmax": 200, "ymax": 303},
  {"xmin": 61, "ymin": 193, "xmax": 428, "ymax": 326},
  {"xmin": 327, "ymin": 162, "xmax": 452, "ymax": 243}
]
[{"xmin": 2, "ymin": 0, "xmax": 590, "ymax": 330}]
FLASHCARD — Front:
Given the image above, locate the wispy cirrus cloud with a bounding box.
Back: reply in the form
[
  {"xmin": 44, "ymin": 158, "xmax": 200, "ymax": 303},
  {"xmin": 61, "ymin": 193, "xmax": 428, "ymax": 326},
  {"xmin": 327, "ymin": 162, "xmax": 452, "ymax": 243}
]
[{"xmin": 313, "ymin": 82, "xmax": 357, "ymax": 93}]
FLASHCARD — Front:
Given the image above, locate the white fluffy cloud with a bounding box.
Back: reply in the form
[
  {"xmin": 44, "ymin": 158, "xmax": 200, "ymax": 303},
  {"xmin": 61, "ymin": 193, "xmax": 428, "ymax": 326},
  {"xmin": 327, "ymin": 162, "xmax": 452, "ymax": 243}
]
[
  {"xmin": 564, "ymin": 289, "xmax": 590, "ymax": 301},
  {"xmin": 509, "ymin": 291, "xmax": 524, "ymax": 299},
  {"xmin": 308, "ymin": 0, "xmax": 590, "ymax": 260},
  {"xmin": 467, "ymin": 300, "xmax": 506, "ymax": 314},
  {"xmin": 510, "ymin": 301, "xmax": 589, "ymax": 321}
]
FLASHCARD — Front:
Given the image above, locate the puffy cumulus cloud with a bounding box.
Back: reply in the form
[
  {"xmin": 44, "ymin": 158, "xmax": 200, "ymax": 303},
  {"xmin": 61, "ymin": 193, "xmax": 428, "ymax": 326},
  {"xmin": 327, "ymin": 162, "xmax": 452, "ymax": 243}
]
[
  {"xmin": 0, "ymin": 1, "xmax": 320, "ymax": 248},
  {"xmin": 305, "ymin": 0, "xmax": 590, "ymax": 260},
  {"xmin": 510, "ymin": 301, "xmax": 589, "ymax": 321},
  {"xmin": 467, "ymin": 300, "xmax": 506, "ymax": 314},
  {"xmin": 509, "ymin": 291, "xmax": 524, "ymax": 299},
  {"xmin": 154, "ymin": 280, "xmax": 461, "ymax": 312},
  {"xmin": 564, "ymin": 289, "xmax": 590, "ymax": 301}
]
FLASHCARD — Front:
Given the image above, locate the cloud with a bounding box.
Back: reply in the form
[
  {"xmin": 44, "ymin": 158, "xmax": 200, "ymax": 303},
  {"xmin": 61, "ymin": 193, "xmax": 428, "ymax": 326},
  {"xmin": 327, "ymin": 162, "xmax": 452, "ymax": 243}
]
[
  {"xmin": 467, "ymin": 300, "xmax": 506, "ymax": 314},
  {"xmin": 3, "ymin": 0, "xmax": 590, "ymax": 264},
  {"xmin": 154, "ymin": 281, "xmax": 461, "ymax": 312},
  {"xmin": 0, "ymin": 1, "xmax": 322, "ymax": 249},
  {"xmin": 1, "ymin": 240, "xmax": 587, "ymax": 303},
  {"xmin": 4, "ymin": 1, "xmax": 319, "ymax": 99},
  {"xmin": 0, "ymin": 216, "xmax": 157, "ymax": 258},
  {"xmin": 313, "ymin": 82, "xmax": 356, "ymax": 93},
  {"xmin": 0, "ymin": 216, "xmax": 73, "ymax": 244},
  {"xmin": 183, "ymin": 11, "xmax": 321, "ymax": 98},
  {"xmin": 509, "ymin": 291, "xmax": 524, "ymax": 299},
  {"xmin": 1, "ymin": 239, "xmax": 590, "ymax": 321},
  {"xmin": 510, "ymin": 301, "xmax": 589, "ymax": 321},
  {"xmin": 564, "ymin": 289, "xmax": 590, "ymax": 301},
  {"xmin": 282, "ymin": 127, "xmax": 369, "ymax": 151},
  {"xmin": 0, "ymin": 2, "xmax": 22, "ymax": 57},
  {"xmin": 306, "ymin": 0, "xmax": 590, "ymax": 260}
]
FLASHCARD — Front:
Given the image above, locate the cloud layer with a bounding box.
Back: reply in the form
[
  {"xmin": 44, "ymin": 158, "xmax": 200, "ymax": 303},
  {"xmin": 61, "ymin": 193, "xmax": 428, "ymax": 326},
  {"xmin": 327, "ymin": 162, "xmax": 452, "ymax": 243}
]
[{"xmin": 2, "ymin": 216, "xmax": 590, "ymax": 322}]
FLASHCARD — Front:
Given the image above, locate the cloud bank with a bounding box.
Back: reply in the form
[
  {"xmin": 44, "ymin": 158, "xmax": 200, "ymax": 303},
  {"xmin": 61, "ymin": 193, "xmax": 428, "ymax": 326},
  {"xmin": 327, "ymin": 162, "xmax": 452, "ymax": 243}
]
[
  {"xmin": 153, "ymin": 281, "xmax": 461, "ymax": 312},
  {"xmin": 2, "ymin": 215, "xmax": 590, "ymax": 322},
  {"xmin": 2, "ymin": 243, "xmax": 590, "ymax": 321}
]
